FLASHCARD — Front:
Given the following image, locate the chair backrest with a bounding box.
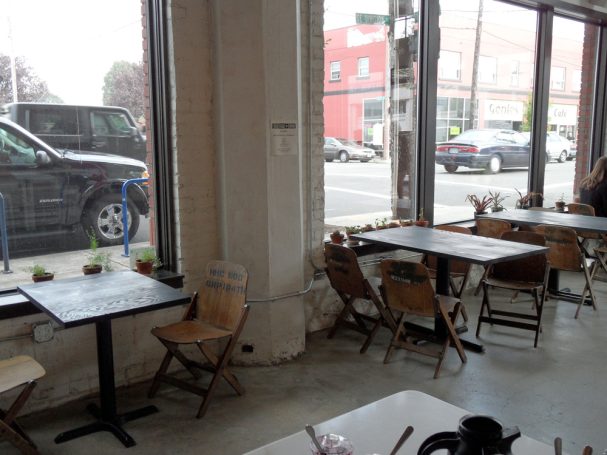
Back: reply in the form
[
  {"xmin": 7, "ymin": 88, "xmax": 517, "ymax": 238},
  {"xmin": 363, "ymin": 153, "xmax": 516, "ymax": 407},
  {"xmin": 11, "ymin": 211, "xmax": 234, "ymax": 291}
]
[
  {"xmin": 380, "ymin": 260, "xmax": 436, "ymax": 317},
  {"xmin": 567, "ymin": 203, "xmax": 595, "ymax": 216},
  {"xmin": 475, "ymin": 218, "xmax": 512, "ymax": 239},
  {"xmin": 491, "ymin": 231, "xmax": 548, "ymax": 282},
  {"xmin": 424, "ymin": 225, "xmax": 472, "ymax": 274},
  {"xmin": 534, "ymin": 225, "xmax": 582, "ymax": 272},
  {"xmin": 325, "ymin": 243, "xmax": 367, "ymax": 298},
  {"xmin": 198, "ymin": 261, "xmax": 249, "ymax": 330}
]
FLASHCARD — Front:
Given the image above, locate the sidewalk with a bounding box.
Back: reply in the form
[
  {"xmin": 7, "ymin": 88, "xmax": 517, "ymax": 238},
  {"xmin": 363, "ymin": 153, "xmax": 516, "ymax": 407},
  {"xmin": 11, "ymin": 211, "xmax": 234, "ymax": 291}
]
[{"xmin": 0, "ymin": 242, "xmax": 150, "ymax": 290}]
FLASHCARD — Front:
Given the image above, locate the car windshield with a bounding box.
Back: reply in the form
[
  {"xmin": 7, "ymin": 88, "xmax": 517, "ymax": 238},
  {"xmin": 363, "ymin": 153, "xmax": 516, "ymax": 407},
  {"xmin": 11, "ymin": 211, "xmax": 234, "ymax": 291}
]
[
  {"xmin": 451, "ymin": 130, "xmax": 497, "ymax": 142},
  {"xmin": 336, "ymin": 138, "xmax": 360, "ymax": 147}
]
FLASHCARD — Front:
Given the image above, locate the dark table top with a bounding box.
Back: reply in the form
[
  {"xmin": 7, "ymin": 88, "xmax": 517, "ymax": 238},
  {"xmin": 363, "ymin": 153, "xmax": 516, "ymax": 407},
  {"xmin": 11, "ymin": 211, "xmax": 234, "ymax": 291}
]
[
  {"xmin": 351, "ymin": 226, "xmax": 548, "ymax": 266},
  {"xmin": 18, "ymin": 270, "xmax": 191, "ymax": 328},
  {"xmin": 477, "ymin": 210, "xmax": 607, "ymax": 234}
]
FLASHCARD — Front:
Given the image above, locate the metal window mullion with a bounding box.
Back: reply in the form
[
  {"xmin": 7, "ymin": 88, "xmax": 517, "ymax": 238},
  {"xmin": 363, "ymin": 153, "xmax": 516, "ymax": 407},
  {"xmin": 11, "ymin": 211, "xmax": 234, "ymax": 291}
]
[
  {"xmin": 528, "ymin": 8, "xmax": 553, "ymax": 201},
  {"xmin": 591, "ymin": 25, "xmax": 607, "ymax": 163}
]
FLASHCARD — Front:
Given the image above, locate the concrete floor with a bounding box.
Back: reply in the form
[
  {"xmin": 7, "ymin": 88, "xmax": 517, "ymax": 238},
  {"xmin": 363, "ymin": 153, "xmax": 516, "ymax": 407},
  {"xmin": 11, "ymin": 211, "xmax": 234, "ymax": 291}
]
[{"xmin": 2, "ymin": 271, "xmax": 606, "ymax": 454}]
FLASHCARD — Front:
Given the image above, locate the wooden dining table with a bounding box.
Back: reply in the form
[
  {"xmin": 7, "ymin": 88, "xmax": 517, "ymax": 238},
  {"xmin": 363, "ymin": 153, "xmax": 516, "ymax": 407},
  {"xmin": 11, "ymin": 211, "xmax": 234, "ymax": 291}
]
[
  {"xmin": 351, "ymin": 226, "xmax": 548, "ymax": 352},
  {"xmin": 18, "ymin": 270, "xmax": 191, "ymax": 448}
]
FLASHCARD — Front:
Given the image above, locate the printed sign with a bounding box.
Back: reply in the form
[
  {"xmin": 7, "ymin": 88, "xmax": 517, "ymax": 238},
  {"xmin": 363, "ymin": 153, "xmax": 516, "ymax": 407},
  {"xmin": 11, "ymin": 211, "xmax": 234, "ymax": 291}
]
[{"xmin": 271, "ymin": 122, "xmax": 297, "ymax": 156}]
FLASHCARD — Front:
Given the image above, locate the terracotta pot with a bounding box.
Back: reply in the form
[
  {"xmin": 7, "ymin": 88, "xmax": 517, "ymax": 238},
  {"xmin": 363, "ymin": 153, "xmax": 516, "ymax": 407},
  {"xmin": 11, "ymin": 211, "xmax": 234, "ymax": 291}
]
[
  {"xmin": 136, "ymin": 260, "xmax": 154, "ymax": 275},
  {"xmin": 415, "ymin": 220, "xmax": 430, "ymax": 228},
  {"xmin": 555, "ymin": 201, "xmax": 566, "ymax": 211},
  {"xmin": 82, "ymin": 264, "xmax": 102, "ymax": 275},
  {"xmin": 32, "ymin": 273, "xmax": 54, "ymax": 283}
]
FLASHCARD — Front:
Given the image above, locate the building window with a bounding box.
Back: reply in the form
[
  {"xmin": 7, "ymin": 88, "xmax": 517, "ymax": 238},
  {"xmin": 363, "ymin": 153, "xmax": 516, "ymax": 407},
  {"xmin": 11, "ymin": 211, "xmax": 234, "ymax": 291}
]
[
  {"xmin": 358, "ymin": 57, "xmax": 369, "ymax": 77},
  {"xmin": 479, "ymin": 56, "xmax": 497, "ymax": 84},
  {"xmin": 572, "ymin": 69, "xmax": 582, "ymax": 92},
  {"xmin": 510, "ymin": 61, "xmax": 520, "ymax": 86},
  {"xmin": 330, "ymin": 61, "xmax": 341, "ymax": 81},
  {"xmin": 550, "ymin": 66, "xmax": 566, "ymax": 90},
  {"xmin": 438, "ymin": 50, "xmax": 461, "ymax": 81}
]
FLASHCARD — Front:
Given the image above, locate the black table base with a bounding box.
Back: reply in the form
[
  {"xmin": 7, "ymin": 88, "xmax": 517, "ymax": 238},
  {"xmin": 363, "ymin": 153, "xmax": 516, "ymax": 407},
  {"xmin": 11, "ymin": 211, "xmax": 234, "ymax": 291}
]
[{"xmin": 55, "ymin": 403, "xmax": 158, "ymax": 447}]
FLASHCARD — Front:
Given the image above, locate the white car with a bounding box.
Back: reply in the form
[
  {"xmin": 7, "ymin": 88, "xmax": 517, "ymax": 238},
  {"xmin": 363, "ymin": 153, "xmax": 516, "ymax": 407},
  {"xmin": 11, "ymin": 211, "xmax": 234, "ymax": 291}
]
[
  {"xmin": 521, "ymin": 132, "xmax": 571, "ymax": 163},
  {"xmin": 324, "ymin": 137, "xmax": 375, "ymax": 163}
]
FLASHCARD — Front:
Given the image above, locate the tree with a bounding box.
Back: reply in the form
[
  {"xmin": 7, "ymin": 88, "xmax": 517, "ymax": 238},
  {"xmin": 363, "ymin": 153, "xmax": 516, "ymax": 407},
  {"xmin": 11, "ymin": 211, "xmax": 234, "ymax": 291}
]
[
  {"xmin": 0, "ymin": 54, "xmax": 56, "ymax": 104},
  {"xmin": 102, "ymin": 61, "xmax": 144, "ymax": 119}
]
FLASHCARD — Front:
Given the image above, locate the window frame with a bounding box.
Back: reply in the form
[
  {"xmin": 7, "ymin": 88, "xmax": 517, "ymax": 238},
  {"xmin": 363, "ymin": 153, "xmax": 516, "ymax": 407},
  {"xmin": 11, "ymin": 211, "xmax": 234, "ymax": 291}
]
[
  {"xmin": 357, "ymin": 57, "xmax": 370, "ymax": 78},
  {"xmin": 330, "ymin": 61, "xmax": 341, "ymax": 81}
]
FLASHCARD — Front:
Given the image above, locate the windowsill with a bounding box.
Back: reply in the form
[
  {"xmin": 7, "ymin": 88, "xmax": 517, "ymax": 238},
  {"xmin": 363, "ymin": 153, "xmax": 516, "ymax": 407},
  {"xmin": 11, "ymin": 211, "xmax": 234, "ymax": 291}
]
[
  {"xmin": 356, "ymin": 75, "xmax": 370, "ymax": 80},
  {"xmin": 329, "ymin": 79, "xmax": 341, "ymax": 83}
]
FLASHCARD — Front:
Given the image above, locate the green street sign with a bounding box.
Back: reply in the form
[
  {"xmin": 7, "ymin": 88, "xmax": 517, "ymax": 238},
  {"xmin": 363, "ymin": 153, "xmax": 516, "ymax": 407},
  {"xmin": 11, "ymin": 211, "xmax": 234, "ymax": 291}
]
[{"xmin": 355, "ymin": 13, "xmax": 390, "ymax": 25}]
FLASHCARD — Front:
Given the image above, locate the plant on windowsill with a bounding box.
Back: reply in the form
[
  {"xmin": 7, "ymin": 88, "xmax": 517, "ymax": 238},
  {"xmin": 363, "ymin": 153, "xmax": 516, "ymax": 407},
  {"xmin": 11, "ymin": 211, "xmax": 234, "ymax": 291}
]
[
  {"xmin": 28, "ymin": 264, "xmax": 54, "ymax": 283},
  {"xmin": 414, "ymin": 209, "xmax": 430, "ymax": 227},
  {"xmin": 375, "ymin": 217, "xmax": 388, "ymax": 230},
  {"xmin": 83, "ymin": 230, "xmax": 112, "ymax": 275},
  {"xmin": 329, "ymin": 229, "xmax": 345, "ymax": 245},
  {"xmin": 555, "ymin": 193, "xmax": 566, "ymax": 212},
  {"xmin": 465, "ymin": 193, "xmax": 493, "ymax": 215},
  {"xmin": 345, "ymin": 226, "xmax": 361, "ymax": 245},
  {"xmin": 488, "ymin": 190, "xmax": 508, "ymax": 212},
  {"xmin": 361, "ymin": 223, "xmax": 375, "ymax": 232},
  {"xmin": 514, "ymin": 189, "xmax": 543, "ymax": 209},
  {"xmin": 135, "ymin": 247, "xmax": 162, "ymax": 275},
  {"xmin": 387, "ymin": 219, "xmax": 401, "ymax": 228}
]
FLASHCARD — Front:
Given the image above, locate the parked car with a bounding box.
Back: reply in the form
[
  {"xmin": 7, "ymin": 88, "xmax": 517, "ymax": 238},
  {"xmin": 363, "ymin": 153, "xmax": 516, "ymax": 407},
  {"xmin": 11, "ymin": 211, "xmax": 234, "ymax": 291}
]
[
  {"xmin": 520, "ymin": 132, "xmax": 571, "ymax": 163},
  {"xmin": 436, "ymin": 129, "xmax": 534, "ymax": 174},
  {"xmin": 0, "ymin": 117, "xmax": 149, "ymax": 246},
  {"xmin": 1, "ymin": 103, "xmax": 147, "ymax": 162},
  {"xmin": 324, "ymin": 137, "xmax": 375, "ymax": 162}
]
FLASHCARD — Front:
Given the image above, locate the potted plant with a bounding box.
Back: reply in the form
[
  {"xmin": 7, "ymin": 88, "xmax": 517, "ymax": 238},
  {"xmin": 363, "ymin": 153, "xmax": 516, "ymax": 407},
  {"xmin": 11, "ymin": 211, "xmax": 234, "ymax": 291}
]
[
  {"xmin": 135, "ymin": 247, "xmax": 162, "ymax": 275},
  {"xmin": 514, "ymin": 189, "xmax": 543, "ymax": 209},
  {"xmin": 387, "ymin": 220, "xmax": 401, "ymax": 228},
  {"xmin": 29, "ymin": 264, "xmax": 54, "ymax": 283},
  {"xmin": 83, "ymin": 230, "xmax": 112, "ymax": 275},
  {"xmin": 465, "ymin": 193, "xmax": 493, "ymax": 215},
  {"xmin": 375, "ymin": 217, "xmax": 388, "ymax": 230},
  {"xmin": 361, "ymin": 223, "xmax": 375, "ymax": 232},
  {"xmin": 345, "ymin": 226, "xmax": 361, "ymax": 245},
  {"xmin": 414, "ymin": 209, "xmax": 430, "ymax": 227},
  {"xmin": 399, "ymin": 219, "xmax": 413, "ymax": 227},
  {"xmin": 329, "ymin": 229, "xmax": 345, "ymax": 244},
  {"xmin": 555, "ymin": 193, "xmax": 566, "ymax": 212},
  {"xmin": 488, "ymin": 190, "xmax": 508, "ymax": 212}
]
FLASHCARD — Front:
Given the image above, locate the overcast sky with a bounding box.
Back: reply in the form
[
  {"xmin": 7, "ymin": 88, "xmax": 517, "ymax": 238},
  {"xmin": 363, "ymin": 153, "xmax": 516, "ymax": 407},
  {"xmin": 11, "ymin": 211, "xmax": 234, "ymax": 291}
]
[{"xmin": 0, "ymin": 0, "xmax": 142, "ymax": 104}]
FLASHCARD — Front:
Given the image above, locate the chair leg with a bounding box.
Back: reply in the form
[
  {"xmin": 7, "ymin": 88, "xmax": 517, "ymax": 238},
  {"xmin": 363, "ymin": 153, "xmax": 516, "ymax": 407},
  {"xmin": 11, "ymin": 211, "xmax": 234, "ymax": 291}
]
[
  {"xmin": 473, "ymin": 266, "xmax": 489, "ymax": 296},
  {"xmin": 384, "ymin": 315, "xmax": 405, "ymax": 364},
  {"xmin": 0, "ymin": 419, "xmax": 39, "ymax": 455},
  {"xmin": 198, "ymin": 343, "xmax": 244, "ymax": 395},
  {"xmin": 576, "ymin": 262, "xmax": 598, "ymax": 319},
  {"xmin": 0, "ymin": 381, "xmax": 40, "ymax": 455},
  {"xmin": 476, "ymin": 283, "xmax": 490, "ymax": 338},
  {"xmin": 441, "ymin": 304, "xmax": 466, "ymax": 363},
  {"xmin": 148, "ymin": 349, "xmax": 175, "ymax": 398}
]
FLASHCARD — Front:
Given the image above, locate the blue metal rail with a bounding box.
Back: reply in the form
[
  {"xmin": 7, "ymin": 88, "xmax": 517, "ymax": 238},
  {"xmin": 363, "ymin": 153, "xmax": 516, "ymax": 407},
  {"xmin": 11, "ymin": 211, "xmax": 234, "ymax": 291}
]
[
  {"xmin": 0, "ymin": 193, "xmax": 11, "ymax": 274},
  {"xmin": 121, "ymin": 178, "xmax": 149, "ymax": 257}
]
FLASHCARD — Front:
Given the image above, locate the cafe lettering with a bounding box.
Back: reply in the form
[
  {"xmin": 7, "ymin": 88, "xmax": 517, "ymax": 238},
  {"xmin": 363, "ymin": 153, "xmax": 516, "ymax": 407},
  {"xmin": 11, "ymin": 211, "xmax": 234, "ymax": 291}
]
[{"xmin": 484, "ymin": 100, "xmax": 524, "ymax": 121}]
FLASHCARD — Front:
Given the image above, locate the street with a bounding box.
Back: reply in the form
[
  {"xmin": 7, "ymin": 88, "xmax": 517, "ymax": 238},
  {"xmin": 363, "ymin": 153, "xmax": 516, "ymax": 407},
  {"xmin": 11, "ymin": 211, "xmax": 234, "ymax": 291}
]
[{"xmin": 325, "ymin": 158, "xmax": 577, "ymax": 227}]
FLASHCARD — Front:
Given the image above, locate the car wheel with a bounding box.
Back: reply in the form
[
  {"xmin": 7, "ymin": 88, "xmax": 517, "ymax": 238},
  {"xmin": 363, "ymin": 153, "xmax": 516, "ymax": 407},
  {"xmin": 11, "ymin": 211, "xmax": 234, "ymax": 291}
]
[
  {"xmin": 83, "ymin": 194, "xmax": 141, "ymax": 246},
  {"xmin": 325, "ymin": 158, "xmax": 333, "ymax": 163},
  {"xmin": 444, "ymin": 164, "xmax": 458, "ymax": 173},
  {"xmin": 558, "ymin": 150, "xmax": 567, "ymax": 163},
  {"xmin": 361, "ymin": 159, "xmax": 371, "ymax": 163},
  {"xmin": 339, "ymin": 151, "xmax": 349, "ymax": 163},
  {"xmin": 486, "ymin": 155, "xmax": 502, "ymax": 174}
]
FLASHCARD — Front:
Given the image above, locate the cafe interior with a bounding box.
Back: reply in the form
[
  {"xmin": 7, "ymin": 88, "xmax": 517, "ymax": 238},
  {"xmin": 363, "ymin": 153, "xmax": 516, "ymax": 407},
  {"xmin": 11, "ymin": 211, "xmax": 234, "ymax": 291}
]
[{"xmin": 2, "ymin": 0, "xmax": 607, "ymax": 453}]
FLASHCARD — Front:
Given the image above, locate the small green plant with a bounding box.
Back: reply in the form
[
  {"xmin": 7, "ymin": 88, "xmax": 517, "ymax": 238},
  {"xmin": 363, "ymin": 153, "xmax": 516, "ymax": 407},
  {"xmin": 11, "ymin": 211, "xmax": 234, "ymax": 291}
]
[
  {"xmin": 86, "ymin": 229, "xmax": 113, "ymax": 271},
  {"xmin": 28, "ymin": 264, "xmax": 48, "ymax": 276},
  {"xmin": 375, "ymin": 217, "xmax": 388, "ymax": 229},
  {"xmin": 514, "ymin": 189, "xmax": 543, "ymax": 208},
  {"xmin": 488, "ymin": 190, "xmax": 508, "ymax": 211},
  {"xmin": 137, "ymin": 247, "xmax": 162, "ymax": 269}
]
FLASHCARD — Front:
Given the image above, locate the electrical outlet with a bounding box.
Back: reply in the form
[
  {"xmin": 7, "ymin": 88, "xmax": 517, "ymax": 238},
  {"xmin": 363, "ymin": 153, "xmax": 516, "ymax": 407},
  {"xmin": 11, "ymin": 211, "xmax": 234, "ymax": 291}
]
[{"xmin": 33, "ymin": 322, "xmax": 54, "ymax": 343}]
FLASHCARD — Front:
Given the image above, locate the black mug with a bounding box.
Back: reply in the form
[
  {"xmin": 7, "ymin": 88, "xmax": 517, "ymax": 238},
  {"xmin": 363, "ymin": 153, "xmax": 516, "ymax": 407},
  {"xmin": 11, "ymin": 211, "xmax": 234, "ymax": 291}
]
[{"xmin": 417, "ymin": 414, "xmax": 521, "ymax": 455}]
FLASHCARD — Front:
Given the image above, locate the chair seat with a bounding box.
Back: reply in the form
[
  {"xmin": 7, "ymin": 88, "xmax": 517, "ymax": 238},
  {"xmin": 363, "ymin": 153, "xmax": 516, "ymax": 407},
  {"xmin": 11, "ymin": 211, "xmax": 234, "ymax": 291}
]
[
  {"xmin": 152, "ymin": 320, "xmax": 232, "ymax": 344},
  {"xmin": 436, "ymin": 294, "xmax": 461, "ymax": 312},
  {"xmin": 0, "ymin": 356, "xmax": 45, "ymax": 394}
]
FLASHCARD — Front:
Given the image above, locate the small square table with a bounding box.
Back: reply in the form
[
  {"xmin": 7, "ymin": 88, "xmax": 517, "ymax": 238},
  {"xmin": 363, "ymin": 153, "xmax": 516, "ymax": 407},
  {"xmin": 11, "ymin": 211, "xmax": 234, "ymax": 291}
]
[
  {"xmin": 243, "ymin": 390, "xmax": 553, "ymax": 454},
  {"xmin": 18, "ymin": 270, "xmax": 191, "ymax": 448},
  {"xmin": 351, "ymin": 226, "xmax": 548, "ymax": 352}
]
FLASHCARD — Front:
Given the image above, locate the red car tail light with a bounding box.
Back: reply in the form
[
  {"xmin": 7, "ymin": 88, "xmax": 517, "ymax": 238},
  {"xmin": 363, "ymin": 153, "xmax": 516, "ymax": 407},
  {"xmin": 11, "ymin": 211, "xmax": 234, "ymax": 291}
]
[
  {"xmin": 436, "ymin": 145, "xmax": 450, "ymax": 152},
  {"xmin": 461, "ymin": 146, "xmax": 479, "ymax": 153}
]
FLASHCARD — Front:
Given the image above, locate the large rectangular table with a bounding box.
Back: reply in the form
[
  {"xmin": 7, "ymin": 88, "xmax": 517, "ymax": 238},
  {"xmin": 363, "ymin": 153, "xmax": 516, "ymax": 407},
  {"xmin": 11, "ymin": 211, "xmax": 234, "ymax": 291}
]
[
  {"xmin": 243, "ymin": 390, "xmax": 553, "ymax": 454},
  {"xmin": 351, "ymin": 226, "xmax": 548, "ymax": 352},
  {"xmin": 18, "ymin": 270, "xmax": 191, "ymax": 448}
]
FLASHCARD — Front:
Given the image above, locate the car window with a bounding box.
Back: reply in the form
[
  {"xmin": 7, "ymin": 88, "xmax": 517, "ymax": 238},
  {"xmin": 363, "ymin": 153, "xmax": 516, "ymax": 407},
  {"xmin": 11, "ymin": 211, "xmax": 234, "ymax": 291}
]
[
  {"xmin": 495, "ymin": 131, "xmax": 516, "ymax": 143},
  {"xmin": 0, "ymin": 126, "xmax": 37, "ymax": 165},
  {"xmin": 29, "ymin": 107, "xmax": 80, "ymax": 135},
  {"xmin": 452, "ymin": 130, "xmax": 497, "ymax": 142},
  {"xmin": 92, "ymin": 112, "xmax": 132, "ymax": 136}
]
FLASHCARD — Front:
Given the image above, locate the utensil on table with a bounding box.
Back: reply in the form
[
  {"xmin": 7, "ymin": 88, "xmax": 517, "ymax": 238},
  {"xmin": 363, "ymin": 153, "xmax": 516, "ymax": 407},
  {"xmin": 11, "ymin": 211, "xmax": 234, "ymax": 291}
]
[
  {"xmin": 306, "ymin": 424, "xmax": 326, "ymax": 455},
  {"xmin": 554, "ymin": 437, "xmax": 562, "ymax": 455},
  {"xmin": 389, "ymin": 425, "xmax": 414, "ymax": 455}
]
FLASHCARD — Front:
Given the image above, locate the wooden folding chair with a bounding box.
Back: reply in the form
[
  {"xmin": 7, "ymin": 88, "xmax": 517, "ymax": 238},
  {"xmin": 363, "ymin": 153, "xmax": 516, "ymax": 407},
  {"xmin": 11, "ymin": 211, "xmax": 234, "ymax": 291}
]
[
  {"xmin": 423, "ymin": 225, "xmax": 472, "ymax": 321},
  {"xmin": 148, "ymin": 261, "xmax": 249, "ymax": 418},
  {"xmin": 475, "ymin": 231, "xmax": 549, "ymax": 347},
  {"xmin": 473, "ymin": 219, "xmax": 513, "ymax": 295},
  {"xmin": 380, "ymin": 260, "xmax": 466, "ymax": 379},
  {"xmin": 535, "ymin": 225, "xmax": 598, "ymax": 319},
  {"xmin": 0, "ymin": 355, "xmax": 45, "ymax": 455},
  {"xmin": 324, "ymin": 243, "xmax": 396, "ymax": 353},
  {"xmin": 566, "ymin": 203, "xmax": 605, "ymax": 257}
]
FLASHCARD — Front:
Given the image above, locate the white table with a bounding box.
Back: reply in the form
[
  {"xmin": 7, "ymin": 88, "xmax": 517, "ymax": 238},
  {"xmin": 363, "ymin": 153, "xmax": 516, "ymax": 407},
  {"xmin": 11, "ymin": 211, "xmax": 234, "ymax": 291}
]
[{"xmin": 244, "ymin": 390, "xmax": 553, "ymax": 454}]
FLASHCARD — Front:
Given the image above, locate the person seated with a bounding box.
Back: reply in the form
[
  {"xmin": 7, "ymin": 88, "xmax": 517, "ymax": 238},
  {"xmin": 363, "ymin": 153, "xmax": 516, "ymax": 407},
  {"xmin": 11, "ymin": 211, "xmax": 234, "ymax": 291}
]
[{"xmin": 579, "ymin": 156, "xmax": 607, "ymax": 217}]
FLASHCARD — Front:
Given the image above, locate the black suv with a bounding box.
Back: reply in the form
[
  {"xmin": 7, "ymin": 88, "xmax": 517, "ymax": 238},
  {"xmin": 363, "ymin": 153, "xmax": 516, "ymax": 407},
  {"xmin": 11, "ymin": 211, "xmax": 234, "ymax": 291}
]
[{"xmin": 0, "ymin": 117, "xmax": 149, "ymax": 246}]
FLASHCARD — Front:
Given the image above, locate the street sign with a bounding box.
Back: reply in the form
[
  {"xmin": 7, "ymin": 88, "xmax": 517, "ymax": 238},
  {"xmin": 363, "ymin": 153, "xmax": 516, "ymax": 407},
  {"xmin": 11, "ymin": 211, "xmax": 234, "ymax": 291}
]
[{"xmin": 355, "ymin": 13, "xmax": 390, "ymax": 25}]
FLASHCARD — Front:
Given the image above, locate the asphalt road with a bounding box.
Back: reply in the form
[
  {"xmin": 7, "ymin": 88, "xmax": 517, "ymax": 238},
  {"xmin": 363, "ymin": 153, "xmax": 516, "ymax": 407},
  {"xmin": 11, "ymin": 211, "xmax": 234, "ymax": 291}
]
[{"xmin": 325, "ymin": 158, "xmax": 578, "ymax": 226}]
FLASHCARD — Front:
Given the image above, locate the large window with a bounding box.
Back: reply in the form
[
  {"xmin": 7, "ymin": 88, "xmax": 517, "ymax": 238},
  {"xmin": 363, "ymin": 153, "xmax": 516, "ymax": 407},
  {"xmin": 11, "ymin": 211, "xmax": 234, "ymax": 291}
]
[
  {"xmin": 0, "ymin": 1, "xmax": 154, "ymax": 289},
  {"xmin": 439, "ymin": 50, "xmax": 462, "ymax": 81},
  {"xmin": 434, "ymin": 1, "xmax": 537, "ymax": 224},
  {"xmin": 358, "ymin": 57, "xmax": 370, "ymax": 77}
]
